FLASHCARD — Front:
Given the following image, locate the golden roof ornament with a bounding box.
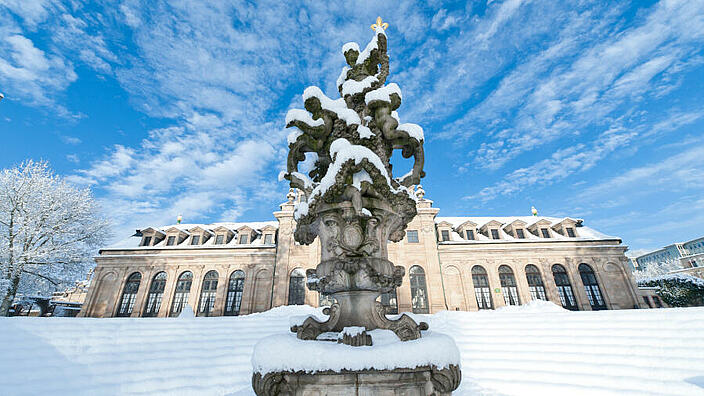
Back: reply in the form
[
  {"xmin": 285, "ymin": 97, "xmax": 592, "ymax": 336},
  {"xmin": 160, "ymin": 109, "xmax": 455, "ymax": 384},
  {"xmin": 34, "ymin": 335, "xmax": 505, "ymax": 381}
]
[{"xmin": 371, "ymin": 16, "xmax": 388, "ymax": 31}]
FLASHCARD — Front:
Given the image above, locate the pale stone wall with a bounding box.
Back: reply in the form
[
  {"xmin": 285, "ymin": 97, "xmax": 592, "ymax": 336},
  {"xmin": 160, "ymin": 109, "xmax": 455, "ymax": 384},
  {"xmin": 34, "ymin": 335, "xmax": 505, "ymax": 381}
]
[{"xmin": 81, "ymin": 199, "xmax": 644, "ymax": 318}]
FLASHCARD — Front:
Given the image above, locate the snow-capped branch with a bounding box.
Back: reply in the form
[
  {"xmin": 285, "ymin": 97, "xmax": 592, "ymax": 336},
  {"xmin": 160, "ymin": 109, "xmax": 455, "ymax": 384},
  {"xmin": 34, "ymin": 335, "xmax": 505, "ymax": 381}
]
[{"xmin": 0, "ymin": 160, "xmax": 110, "ymax": 315}]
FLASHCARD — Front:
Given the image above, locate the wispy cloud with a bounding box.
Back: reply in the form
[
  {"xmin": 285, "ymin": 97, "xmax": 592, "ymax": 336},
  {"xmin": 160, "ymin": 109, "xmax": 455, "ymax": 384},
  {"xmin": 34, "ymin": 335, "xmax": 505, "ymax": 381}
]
[{"xmin": 467, "ymin": 108, "xmax": 704, "ymax": 201}]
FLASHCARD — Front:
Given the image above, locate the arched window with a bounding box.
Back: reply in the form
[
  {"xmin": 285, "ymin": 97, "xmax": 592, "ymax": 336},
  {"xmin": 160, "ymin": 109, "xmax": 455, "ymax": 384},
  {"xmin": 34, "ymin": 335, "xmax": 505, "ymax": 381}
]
[
  {"xmin": 197, "ymin": 270, "xmax": 219, "ymax": 316},
  {"xmin": 116, "ymin": 272, "xmax": 141, "ymax": 317},
  {"xmin": 472, "ymin": 266, "xmax": 493, "ymax": 310},
  {"xmin": 143, "ymin": 272, "xmax": 167, "ymax": 317},
  {"xmin": 525, "ymin": 265, "xmax": 547, "ymax": 301},
  {"xmin": 552, "ymin": 265, "xmax": 578, "ymax": 310},
  {"xmin": 579, "ymin": 264, "xmax": 606, "ymax": 310},
  {"xmin": 170, "ymin": 271, "xmax": 193, "ymax": 316},
  {"xmin": 225, "ymin": 270, "xmax": 245, "ymax": 316},
  {"xmin": 410, "ymin": 266, "xmax": 429, "ymax": 314},
  {"xmin": 377, "ymin": 288, "xmax": 398, "ymax": 314},
  {"xmin": 499, "ymin": 265, "xmax": 520, "ymax": 306},
  {"xmin": 288, "ymin": 268, "xmax": 306, "ymax": 305}
]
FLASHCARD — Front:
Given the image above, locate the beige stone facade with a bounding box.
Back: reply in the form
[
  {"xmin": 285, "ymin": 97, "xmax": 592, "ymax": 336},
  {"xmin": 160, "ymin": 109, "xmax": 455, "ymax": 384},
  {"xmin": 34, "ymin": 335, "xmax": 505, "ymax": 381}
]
[{"xmin": 80, "ymin": 196, "xmax": 645, "ymax": 318}]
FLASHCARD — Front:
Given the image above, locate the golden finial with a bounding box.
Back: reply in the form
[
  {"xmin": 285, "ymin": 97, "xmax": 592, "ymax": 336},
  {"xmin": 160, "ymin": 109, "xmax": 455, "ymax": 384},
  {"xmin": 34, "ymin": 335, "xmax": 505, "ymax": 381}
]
[{"xmin": 371, "ymin": 16, "xmax": 389, "ymax": 31}]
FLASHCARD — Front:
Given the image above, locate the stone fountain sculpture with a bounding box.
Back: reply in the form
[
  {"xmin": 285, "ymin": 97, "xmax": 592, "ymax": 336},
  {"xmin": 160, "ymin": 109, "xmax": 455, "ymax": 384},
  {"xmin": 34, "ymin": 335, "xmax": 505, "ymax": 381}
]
[{"xmin": 252, "ymin": 18, "xmax": 461, "ymax": 395}]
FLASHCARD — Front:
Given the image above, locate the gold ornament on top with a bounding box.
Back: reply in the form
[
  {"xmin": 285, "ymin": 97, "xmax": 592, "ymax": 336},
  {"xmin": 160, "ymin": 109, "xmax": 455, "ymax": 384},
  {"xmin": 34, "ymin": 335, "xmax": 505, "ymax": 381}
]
[{"xmin": 371, "ymin": 16, "xmax": 389, "ymax": 31}]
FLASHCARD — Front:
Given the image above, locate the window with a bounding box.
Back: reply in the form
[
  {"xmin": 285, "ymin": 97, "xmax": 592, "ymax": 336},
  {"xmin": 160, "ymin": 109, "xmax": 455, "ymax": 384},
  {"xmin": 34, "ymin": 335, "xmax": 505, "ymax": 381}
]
[
  {"xmin": 143, "ymin": 272, "xmax": 167, "ymax": 317},
  {"xmin": 525, "ymin": 265, "xmax": 547, "ymax": 301},
  {"xmin": 166, "ymin": 235, "xmax": 176, "ymax": 246},
  {"xmin": 116, "ymin": 272, "xmax": 141, "ymax": 317},
  {"xmin": 540, "ymin": 228, "xmax": 550, "ymax": 238},
  {"xmin": 652, "ymin": 295, "xmax": 663, "ymax": 308},
  {"xmin": 378, "ymin": 288, "xmax": 398, "ymax": 314},
  {"xmin": 406, "ymin": 230, "xmax": 419, "ymax": 243},
  {"xmin": 516, "ymin": 229, "xmax": 525, "ymax": 239},
  {"xmin": 566, "ymin": 227, "xmax": 576, "ymax": 237},
  {"xmin": 239, "ymin": 234, "xmax": 249, "ymax": 244},
  {"xmin": 190, "ymin": 235, "xmax": 200, "ymax": 245},
  {"xmin": 499, "ymin": 265, "xmax": 520, "ymax": 306},
  {"xmin": 225, "ymin": 270, "xmax": 245, "ymax": 316},
  {"xmin": 441, "ymin": 230, "xmax": 450, "ymax": 241},
  {"xmin": 642, "ymin": 296, "xmax": 653, "ymax": 308},
  {"xmin": 198, "ymin": 270, "xmax": 219, "ymax": 316},
  {"xmin": 552, "ymin": 264, "xmax": 578, "ymax": 310},
  {"xmin": 170, "ymin": 271, "xmax": 193, "ymax": 316},
  {"xmin": 264, "ymin": 234, "xmax": 274, "ymax": 244},
  {"xmin": 490, "ymin": 229, "xmax": 500, "ymax": 239},
  {"xmin": 466, "ymin": 230, "xmax": 475, "ymax": 240},
  {"xmin": 409, "ymin": 266, "xmax": 429, "ymax": 313},
  {"xmin": 579, "ymin": 264, "xmax": 606, "ymax": 310},
  {"xmin": 141, "ymin": 236, "xmax": 152, "ymax": 246},
  {"xmin": 288, "ymin": 268, "xmax": 306, "ymax": 305},
  {"xmin": 472, "ymin": 266, "xmax": 493, "ymax": 309},
  {"xmin": 215, "ymin": 234, "xmax": 225, "ymax": 245}
]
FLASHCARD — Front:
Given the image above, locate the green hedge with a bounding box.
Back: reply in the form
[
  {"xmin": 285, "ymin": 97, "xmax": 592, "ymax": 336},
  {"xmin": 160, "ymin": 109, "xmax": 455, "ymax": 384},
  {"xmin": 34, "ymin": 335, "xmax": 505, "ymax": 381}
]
[{"xmin": 638, "ymin": 274, "xmax": 704, "ymax": 307}]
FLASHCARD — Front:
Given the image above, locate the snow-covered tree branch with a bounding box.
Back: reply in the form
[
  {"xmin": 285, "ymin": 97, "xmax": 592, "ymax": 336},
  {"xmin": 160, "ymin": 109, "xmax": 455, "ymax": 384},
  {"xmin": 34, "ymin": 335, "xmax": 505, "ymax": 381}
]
[{"xmin": 0, "ymin": 160, "xmax": 109, "ymax": 315}]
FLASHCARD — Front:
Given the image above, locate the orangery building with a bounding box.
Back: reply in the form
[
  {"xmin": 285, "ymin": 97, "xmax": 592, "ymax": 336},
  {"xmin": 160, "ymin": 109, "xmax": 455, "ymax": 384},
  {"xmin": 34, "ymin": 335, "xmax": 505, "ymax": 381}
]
[{"xmin": 80, "ymin": 190, "xmax": 646, "ymax": 318}]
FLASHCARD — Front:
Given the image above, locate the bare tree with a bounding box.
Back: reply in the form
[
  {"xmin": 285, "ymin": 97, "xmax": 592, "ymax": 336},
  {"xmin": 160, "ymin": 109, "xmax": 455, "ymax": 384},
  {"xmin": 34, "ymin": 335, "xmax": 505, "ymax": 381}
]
[{"xmin": 0, "ymin": 160, "xmax": 109, "ymax": 315}]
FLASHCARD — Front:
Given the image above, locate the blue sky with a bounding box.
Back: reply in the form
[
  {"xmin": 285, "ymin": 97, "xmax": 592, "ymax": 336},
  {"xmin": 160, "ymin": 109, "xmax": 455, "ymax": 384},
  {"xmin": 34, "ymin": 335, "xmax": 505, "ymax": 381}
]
[{"xmin": 1, "ymin": 0, "xmax": 703, "ymax": 256}]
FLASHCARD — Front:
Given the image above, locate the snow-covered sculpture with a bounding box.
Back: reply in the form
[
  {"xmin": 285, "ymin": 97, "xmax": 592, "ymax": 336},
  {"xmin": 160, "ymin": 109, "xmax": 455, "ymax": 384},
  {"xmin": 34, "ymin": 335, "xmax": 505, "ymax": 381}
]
[{"xmin": 283, "ymin": 18, "xmax": 428, "ymax": 344}]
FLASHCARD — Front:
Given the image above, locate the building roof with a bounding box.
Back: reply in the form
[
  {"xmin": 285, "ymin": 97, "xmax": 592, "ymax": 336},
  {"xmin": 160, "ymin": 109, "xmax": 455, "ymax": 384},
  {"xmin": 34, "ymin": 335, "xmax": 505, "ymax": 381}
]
[
  {"xmin": 434, "ymin": 216, "xmax": 617, "ymax": 242},
  {"xmin": 104, "ymin": 221, "xmax": 279, "ymax": 251}
]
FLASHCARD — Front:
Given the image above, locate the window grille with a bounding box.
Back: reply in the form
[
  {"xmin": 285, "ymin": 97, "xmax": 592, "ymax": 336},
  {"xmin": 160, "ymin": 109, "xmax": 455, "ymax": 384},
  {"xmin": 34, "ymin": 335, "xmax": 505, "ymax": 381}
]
[
  {"xmin": 579, "ymin": 264, "xmax": 606, "ymax": 310},
  {"xmin": 552, "ymin": 264, "xmax": 578, "ymax": 310},
  {"xmin": 409, "ymin": 266, "xmax": 429, "ymax": 313},
  {"xmin": 116, "ymin": 272, "xmax": 142, "ymax": 317},
  {"xmin": 198, "ymin": 270, "xmax": 219, "ymax": 316},
  {"xmin": 472, "ymin": 266, "xmax": 493, "ymax": 309},
  {"xmin": 143, "ymin": 272, "xmax": 167, "ymax": 317},
  {"xmin": 170, "ymin": 271, "xmax": 193, "ymax": 316},
  {"xmin": 225, "ymin": 270, "xmax": 245, "ymax": 315},
  {"xmin": 499, "ymin": 265, "xmax": 520, "ymax": 306}
]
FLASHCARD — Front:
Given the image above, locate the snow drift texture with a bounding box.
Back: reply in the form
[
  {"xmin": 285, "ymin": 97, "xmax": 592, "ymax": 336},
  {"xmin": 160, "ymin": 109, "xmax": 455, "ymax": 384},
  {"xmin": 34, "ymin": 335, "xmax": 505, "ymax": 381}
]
[{"xmin": 1, "ymin": 303, "xmax": 703, "ymax": 395}]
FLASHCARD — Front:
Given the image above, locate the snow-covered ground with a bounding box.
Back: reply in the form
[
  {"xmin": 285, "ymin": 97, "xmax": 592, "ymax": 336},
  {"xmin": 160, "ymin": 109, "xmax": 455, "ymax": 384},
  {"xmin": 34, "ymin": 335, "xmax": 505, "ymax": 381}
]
[{"xmin": 1, "ymin": 302, "xmax": 703, "ymax": 396}]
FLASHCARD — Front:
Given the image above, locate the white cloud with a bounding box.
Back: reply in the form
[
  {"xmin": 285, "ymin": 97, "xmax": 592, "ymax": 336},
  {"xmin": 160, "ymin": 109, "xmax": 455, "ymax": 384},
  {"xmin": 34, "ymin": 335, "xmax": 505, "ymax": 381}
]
[
  {"xmin": 0, "ymin": 32, "xmax": 77, "ymax": 113},
  {"xmin": 61, "ymin": 135, "xmax": 81, "ymax": 145},
  {"xmin": 468, "ymin": 108, "xmax": 704, "ymax": 201}
]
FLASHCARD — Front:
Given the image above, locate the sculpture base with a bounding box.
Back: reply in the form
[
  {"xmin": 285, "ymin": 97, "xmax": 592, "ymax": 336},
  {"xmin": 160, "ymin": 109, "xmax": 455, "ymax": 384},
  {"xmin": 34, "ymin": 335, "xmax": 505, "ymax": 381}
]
[
  {"xmin": 251, "ymin": 330, "xmax": 462, "ymax": 396},
  {"xmin": 252, "ymin": 365, "xmax": 461, "ymax": 396}
]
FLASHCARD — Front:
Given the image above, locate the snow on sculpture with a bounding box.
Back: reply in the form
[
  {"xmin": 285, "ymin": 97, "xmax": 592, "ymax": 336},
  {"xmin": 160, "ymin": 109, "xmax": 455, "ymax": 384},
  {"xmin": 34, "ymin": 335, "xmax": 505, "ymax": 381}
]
[
  {"xmin": 253, "ymin": 18, "xmax": 461, "ymax": 396},
  {"xmin": 282, "ymin": 18, "xmax": 429, "ymax": 344}
]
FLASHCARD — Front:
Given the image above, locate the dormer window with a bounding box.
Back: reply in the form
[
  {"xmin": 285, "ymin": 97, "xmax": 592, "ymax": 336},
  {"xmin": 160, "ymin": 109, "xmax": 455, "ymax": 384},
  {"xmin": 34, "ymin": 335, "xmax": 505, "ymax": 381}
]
[
  {"xmin": 466, "ymin": 230, "xmax": 475, "ymax": 240},
  {"xmin": 141, "ymin": 236, "xmax": 152, "ymax": 246},
  {"xmin": 540, "ymin": 228, "xmax": 550, "ymax": 238},
  {"xmin": 166, "ymin": 236, "xmax": 176, "ymax": 246},
  {"xmin": 191, "ymin": 235, "xmax": 200, "ymax": 245},
  {"xmin": 441, "ymin": 230, "xmax": 450, "ymax": 241},
  {"xmin": 215, "ymin": 234, "xmax": 225, "ymax": 245},
  {"xmin": 566, "ymin": 227, "xmax": 576, "ymax": 237},
  {"xmin": 516, "ymin": 229, "xmax": 525, "ymax": 239},
  {"xmin": 490, "ymin": 229, "xmax": 500, "ymax": 240},
  {"xmin": 264, "ymin": 234, "xmax": 273, "ymax": 244},
  {"xmin": 239, "ymin": 234, "xmax": 248, "ymax": 244}
]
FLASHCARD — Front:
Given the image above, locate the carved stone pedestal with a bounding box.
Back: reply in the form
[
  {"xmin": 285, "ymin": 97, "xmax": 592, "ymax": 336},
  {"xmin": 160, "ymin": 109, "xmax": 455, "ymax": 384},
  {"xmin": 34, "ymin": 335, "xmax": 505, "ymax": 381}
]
[{"xmin": 252, "ymin": 365, "xmax": 461, "ymax": 396}]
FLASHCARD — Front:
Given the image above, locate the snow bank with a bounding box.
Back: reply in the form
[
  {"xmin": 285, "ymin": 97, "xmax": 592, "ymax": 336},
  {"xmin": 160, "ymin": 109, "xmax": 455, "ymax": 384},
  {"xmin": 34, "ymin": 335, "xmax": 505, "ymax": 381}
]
[
  {"xmin": 1, "ymin": 305, "xmax": 703, "ymax": 395},
  {"xmin": 252, "ymin": 329, "xmax": 460, "ymax": 374}
]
